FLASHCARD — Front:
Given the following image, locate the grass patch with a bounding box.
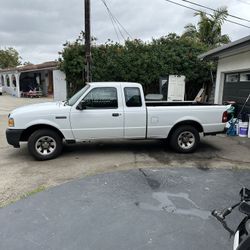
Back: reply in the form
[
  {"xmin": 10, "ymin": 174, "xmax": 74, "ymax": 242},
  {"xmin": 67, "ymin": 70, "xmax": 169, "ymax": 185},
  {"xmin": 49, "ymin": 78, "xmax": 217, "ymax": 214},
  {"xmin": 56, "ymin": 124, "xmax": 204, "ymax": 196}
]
[
  {"xmin": 0, "ymin": 186, "xmax": 47, "ymax": 208},
  {"xmin": 20, "ymin": 186, "xmax": 46, "ymax": 199}
]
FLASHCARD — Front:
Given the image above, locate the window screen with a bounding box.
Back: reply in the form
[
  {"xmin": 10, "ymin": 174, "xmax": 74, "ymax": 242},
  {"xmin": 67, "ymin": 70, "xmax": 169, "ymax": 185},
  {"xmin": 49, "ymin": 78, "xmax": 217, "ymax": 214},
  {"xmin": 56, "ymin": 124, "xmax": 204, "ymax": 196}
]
[
  {"xmin": 82, "ymin": 87, "xmax": 118, "ymax": 109},
  {"xmin": 124, "ymin": 87, "xmax": 142, "ymax": 107}
]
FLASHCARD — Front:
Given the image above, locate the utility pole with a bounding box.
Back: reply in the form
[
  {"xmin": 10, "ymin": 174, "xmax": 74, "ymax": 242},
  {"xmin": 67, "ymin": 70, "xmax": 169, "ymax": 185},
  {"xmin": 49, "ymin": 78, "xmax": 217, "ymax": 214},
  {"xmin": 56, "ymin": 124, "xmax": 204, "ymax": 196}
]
[{"xmin": 84, "ymin": 0, "xmax": 91, "ymax": 82}]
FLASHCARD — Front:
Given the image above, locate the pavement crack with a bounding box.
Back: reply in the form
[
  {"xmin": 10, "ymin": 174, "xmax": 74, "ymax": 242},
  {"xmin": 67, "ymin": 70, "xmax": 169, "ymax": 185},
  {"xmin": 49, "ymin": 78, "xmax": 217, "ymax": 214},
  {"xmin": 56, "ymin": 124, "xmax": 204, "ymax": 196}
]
[
  {"xmin": 139, "ymin": 168, "xmax": 148, "ymax": 177},
  {"xmin": 139, "ymin": 168, "xmax": 161, "ymax": 190}
]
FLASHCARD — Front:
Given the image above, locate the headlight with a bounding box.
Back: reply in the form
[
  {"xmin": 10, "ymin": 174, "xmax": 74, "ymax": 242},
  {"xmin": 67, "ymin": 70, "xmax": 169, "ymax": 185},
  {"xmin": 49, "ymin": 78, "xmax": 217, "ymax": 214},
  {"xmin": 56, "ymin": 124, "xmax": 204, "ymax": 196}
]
[{"xmin": 8, "ymin": 118, "xmax": 15, "ymax": 127}]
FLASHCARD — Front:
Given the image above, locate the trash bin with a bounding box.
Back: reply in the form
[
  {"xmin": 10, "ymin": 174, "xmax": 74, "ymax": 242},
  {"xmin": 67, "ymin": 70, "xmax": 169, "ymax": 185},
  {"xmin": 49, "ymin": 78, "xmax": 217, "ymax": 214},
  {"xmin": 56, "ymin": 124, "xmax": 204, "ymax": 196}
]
[{"xmin": 239, "ymin": 121, "xmax": 249, "ymax": 137}]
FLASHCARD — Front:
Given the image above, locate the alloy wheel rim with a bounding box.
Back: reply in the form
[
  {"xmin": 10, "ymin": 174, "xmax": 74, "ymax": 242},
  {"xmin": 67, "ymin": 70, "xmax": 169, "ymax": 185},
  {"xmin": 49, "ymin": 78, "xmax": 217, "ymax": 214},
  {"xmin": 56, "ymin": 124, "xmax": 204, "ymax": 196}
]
[{"xmin": 35, "ymin": 136, "xmax": 56, "ymax": 156}]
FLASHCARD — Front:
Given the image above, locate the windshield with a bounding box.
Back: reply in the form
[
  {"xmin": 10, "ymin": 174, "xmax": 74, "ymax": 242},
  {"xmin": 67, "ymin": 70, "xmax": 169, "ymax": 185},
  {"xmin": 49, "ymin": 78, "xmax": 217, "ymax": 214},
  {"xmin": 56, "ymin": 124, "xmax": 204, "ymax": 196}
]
[{"xmin": 67, "ymin": 85, "xmax": 90, "ymax": 106}]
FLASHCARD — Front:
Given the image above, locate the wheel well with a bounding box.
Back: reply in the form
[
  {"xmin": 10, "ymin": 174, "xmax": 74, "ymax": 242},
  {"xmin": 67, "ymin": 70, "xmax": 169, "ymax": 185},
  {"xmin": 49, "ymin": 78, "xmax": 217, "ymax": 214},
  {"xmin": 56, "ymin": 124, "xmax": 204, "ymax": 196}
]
[
  {"xmin": 168, "ymin": 120, "xmax": 203, "ymax": 139},
  {"xmin": 20, "ymin": 124, "xmax": 65, "ymax": 142}
]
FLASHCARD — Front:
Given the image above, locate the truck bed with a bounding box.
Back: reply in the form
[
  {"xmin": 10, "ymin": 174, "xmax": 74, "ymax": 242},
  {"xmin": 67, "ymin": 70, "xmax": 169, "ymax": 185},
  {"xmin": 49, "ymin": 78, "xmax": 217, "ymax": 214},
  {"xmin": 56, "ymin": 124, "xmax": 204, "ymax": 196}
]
[{"xmin": 146, "ymin": 101, "xmax": 220, "ymax": 107}]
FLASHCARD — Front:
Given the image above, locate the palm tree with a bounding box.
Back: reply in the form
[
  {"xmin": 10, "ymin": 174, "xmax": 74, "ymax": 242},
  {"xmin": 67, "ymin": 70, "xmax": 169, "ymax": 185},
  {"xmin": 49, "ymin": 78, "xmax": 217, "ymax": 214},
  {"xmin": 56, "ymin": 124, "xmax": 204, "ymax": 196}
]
[{"xmin": 182, "ymin": 7, "xmax": 230, "ymax": 47}]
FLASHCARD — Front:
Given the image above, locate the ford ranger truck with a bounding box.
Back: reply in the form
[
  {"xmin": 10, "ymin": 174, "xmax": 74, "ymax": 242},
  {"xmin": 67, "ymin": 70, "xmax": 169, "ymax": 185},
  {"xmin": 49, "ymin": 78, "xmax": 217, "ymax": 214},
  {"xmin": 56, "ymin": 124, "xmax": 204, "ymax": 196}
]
[{"xmin": 6, "ymin": 82, "xmax": 227, "ymax": 160}]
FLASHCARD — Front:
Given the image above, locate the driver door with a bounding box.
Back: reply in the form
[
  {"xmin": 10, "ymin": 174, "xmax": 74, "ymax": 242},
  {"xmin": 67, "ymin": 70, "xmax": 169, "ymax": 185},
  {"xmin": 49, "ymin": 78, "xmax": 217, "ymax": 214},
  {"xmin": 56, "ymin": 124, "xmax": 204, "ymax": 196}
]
[{"xmin": 70, "ymin": 86, "xmax": 124, "ymax": 140}]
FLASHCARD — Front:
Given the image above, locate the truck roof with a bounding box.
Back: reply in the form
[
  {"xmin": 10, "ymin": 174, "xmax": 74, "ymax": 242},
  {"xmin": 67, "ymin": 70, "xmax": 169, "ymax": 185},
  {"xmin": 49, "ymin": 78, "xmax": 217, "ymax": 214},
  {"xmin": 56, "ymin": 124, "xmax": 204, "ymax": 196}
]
[{"xmin": 88, "ymin": 82, "xmax": 142, "ymax": 88}]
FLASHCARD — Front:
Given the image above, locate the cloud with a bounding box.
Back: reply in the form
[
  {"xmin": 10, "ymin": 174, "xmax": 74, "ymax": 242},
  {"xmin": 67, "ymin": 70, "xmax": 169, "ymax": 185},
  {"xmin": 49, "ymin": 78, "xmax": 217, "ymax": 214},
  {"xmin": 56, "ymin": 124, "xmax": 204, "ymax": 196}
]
[{"xmin": 0, "ymin": 0, "xmax": 249, "ymax": 63}]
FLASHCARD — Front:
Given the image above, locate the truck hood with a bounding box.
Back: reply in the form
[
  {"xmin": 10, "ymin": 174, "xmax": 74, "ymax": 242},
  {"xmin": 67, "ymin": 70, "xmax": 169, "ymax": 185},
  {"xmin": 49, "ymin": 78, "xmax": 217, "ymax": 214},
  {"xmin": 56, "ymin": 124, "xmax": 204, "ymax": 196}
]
[{"xmin": 11, "ymin": 101, "xmax": 69, "ymax": 116}]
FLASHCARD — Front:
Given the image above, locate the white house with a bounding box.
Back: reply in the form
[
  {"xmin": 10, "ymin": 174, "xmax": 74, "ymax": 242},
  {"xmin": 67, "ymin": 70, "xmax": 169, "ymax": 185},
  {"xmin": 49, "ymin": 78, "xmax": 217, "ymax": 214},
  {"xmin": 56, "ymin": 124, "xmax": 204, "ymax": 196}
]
[
  {"xmin": 0, "ymin": 61, "xmax": 67, "ymax": 101},
  {"xmin": 199, "ymin": 35, "xmax": 250, "ymax": 113}
]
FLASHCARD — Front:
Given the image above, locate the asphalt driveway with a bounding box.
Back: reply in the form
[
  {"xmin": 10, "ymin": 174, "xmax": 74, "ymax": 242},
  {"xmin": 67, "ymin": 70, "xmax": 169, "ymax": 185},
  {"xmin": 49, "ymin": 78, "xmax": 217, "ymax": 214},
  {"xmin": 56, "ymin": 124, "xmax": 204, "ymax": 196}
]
[{"xmin": 0, "ymin": 167, "xmax": 248, "ymax": 250}]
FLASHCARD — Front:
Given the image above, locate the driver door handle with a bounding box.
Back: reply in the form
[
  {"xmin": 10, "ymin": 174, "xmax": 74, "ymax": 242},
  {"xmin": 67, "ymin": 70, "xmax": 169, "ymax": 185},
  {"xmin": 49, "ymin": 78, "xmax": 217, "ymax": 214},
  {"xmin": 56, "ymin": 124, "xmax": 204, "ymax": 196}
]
[{"xmin": 112, "ymin": 113, "xmax": 121, "ymax": 117}]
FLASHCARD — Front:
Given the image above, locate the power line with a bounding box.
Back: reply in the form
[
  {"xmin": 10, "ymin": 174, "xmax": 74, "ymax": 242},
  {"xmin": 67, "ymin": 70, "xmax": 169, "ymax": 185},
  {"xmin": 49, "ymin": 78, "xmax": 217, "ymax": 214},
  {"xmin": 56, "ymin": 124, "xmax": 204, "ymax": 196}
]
[
  {"xmin": 226, "ymin": 19, "xmax": 250, "ymax": 29},
  {"xmin": 101, "ymin": 0, "xmax": 121, "ymax": 42},
  {"xmin": 181, "ymin": 0, "xmax": 250, "ymax": 23},
  {"xmin": 238, "ymin": 0, "xmax": 250, "ymax": 6},
  {"xmin": 101, "ymin": 0, "xmax": 132, "ymax": 41},
  {"xmin": 101, "ymin": 0, "xmax": 124, "ymax": 41},
  {"xmin": 109, "ymin": 13, "xmax": 121, "ymax": 42},
  {"xmin": 165, "ymin": 0, "xmax": 198, "ymax": 13},
  {"xmin": 109, "ymin": 9, "xmax": 133, "ymax": 39},
  {"xmin": 105, "ymin": 0, "xmax": 132, "ymax": 39},
  {"xmin": 164, "ymin": 0, "xmax": 250, "ymax": 29},
  {"xmin": 115, "ymin": 21, "xmax": 127, "ymax": 41}
]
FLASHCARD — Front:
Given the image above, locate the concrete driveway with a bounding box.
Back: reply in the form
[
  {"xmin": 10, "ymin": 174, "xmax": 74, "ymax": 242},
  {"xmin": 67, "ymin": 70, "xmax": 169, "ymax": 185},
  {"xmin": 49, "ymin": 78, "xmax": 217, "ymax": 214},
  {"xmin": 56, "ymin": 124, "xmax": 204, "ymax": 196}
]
[
  {"xmin": 0, "ymin": 168, "xmax": 248, "ymax": 250},
  {"xmin": 0, "ymin": 95, "xmax": 250, "ymax": 207}
]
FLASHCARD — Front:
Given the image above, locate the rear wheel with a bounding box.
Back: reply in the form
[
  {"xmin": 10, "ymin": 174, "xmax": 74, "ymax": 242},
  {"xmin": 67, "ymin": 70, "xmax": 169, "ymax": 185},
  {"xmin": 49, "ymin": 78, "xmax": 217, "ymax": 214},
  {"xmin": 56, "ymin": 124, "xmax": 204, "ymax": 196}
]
[
  {"xmin": 170, "ymin": 125, "xmax": 200, "ymax": 153},
  {"xmin": 28, "ymin": 129, "xmax": 63, "ymax": 160}
]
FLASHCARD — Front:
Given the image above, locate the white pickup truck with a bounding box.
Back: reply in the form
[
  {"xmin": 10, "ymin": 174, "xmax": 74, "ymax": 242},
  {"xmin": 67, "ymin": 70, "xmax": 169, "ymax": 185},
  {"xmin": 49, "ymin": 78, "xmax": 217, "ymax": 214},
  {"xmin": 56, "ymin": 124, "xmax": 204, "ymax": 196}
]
[{"xmin": 6, "ymin": 82, "xmax": 227, "ymax": 160}]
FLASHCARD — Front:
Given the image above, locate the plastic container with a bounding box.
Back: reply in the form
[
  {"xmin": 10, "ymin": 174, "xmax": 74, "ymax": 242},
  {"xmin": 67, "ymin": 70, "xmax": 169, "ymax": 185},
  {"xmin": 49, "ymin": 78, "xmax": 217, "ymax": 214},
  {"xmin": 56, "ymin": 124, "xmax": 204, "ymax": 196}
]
[{"xmin": 239, "ymin": 121, "xmax": 249, "ymax": 137}]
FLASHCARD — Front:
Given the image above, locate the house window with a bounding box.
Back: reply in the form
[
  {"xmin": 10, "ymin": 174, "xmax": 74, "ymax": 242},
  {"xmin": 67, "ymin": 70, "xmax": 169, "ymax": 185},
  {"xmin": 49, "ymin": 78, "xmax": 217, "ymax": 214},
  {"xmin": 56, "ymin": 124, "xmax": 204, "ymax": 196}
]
[
  {"xmin": 240, "ymin": 72, "xmax": 250, "ymax": 82},
  {"xmin": 225, "ymin": 73, "xmax": 239, "ymax": 83}
]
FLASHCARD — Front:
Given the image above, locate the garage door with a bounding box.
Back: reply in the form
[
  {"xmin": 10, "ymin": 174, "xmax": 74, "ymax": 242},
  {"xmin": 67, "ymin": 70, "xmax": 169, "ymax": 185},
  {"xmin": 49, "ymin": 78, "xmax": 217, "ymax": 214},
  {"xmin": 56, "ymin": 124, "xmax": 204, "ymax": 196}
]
[{"xmin": 223, "ymin": 72, "xmax": 250, "ymax": 114}]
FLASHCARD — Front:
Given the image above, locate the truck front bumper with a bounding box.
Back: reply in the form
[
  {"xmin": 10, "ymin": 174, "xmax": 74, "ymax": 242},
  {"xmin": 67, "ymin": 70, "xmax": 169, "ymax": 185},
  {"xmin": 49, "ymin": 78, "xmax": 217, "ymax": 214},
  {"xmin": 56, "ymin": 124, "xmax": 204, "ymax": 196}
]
[{"xmin": 6, "ymin": 129, "xmax": 24, "ymax": 148}]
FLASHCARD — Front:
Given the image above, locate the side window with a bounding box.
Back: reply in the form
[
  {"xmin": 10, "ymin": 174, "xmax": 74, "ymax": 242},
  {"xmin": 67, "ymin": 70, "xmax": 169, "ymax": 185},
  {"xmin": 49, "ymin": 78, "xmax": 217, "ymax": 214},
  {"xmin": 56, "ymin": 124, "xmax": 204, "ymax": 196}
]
[
  {"xmin": 124, "ymin": 87, "xmax": 142, "ymax": 107},
  {"xmin": 81, "ymin": 87, "xmax": 118, "ymax": 109}
]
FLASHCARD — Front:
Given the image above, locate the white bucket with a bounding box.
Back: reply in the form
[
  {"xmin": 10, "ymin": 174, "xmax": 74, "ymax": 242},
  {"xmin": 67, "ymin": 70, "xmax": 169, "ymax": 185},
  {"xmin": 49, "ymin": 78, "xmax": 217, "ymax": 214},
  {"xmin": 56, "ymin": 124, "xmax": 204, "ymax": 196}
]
[{"xmin": 239, "ymin": 122, "xmax": 249, "ymax": 137}]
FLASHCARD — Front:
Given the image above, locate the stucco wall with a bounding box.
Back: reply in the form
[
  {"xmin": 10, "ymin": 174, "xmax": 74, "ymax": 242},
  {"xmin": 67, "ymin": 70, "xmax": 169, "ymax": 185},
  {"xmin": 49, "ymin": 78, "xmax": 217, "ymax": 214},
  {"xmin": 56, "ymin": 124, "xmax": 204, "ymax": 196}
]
[{"xmin": 214, "ymin": 50, "xmax": 250, "ymax": 104}]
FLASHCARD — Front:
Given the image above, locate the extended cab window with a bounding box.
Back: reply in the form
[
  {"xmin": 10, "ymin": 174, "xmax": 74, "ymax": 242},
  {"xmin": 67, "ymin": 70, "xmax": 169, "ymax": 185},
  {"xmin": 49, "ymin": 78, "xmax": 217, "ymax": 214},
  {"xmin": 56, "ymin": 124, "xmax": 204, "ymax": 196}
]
[
  {"xmin": 124, "ymin": 87, "xmax": 142, "ymax": 107},
  {"xmin": 81, "ymin": 87, "xmax": 118, "ymax": 109}
]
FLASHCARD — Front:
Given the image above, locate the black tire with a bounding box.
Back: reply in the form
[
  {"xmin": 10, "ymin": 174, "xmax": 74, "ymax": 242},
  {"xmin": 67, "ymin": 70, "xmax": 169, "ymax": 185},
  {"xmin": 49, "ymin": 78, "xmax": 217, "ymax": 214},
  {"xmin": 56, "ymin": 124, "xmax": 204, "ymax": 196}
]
[
  {"xmin": 170, "ymin": 125, "xmax": 200, "ymax": 153},
  {"xmin": 28, "ymin": 129, "xmax": 63, "ymax": 160},
  {"xmin": 237, "ymin": 235, "xmax": 250, "ymax": 250}
]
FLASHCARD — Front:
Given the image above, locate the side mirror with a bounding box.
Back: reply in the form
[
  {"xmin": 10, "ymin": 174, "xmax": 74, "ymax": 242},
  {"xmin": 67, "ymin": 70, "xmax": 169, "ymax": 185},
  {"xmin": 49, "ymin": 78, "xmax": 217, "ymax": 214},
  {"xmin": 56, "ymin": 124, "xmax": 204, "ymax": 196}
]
[{"xmin": 76, "ymin": 102, "xmax": 87, "ymax": 110}]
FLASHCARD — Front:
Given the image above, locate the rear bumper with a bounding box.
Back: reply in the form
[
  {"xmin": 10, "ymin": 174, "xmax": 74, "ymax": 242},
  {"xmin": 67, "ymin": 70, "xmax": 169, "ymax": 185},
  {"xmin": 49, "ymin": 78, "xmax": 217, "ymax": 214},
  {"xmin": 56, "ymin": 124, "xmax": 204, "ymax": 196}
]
[{"xmin": 6, "ymin": 129, "xmax": 24, "ymax": 148}]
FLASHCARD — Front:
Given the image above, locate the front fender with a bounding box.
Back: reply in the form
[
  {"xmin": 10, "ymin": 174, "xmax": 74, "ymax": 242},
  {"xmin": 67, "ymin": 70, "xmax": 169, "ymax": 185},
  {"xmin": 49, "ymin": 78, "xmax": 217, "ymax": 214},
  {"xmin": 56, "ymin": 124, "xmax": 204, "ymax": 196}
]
[
  {"xmin": 23, "ymin": 119, "xmax": 74, "ymax": 140},
  {"xmin": 24, "ymin": 119, "xmax": 61, "ymax": 130}
]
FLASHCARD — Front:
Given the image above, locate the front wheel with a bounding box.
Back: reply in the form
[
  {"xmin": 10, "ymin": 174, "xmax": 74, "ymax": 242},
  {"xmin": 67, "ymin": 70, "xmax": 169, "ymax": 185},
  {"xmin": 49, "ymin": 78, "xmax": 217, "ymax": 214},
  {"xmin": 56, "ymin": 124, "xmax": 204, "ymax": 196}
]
[
  {"xmin": 237, "ymin": 235, "xmax": 250, "ymax": 250},
  {"xmin": 170, "ymin": 125, "xmax": 200, "ymax": 153},
  {"xmin": 28, "ymin": 129, "xmax": 63, "ymax": 160}
]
